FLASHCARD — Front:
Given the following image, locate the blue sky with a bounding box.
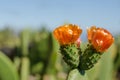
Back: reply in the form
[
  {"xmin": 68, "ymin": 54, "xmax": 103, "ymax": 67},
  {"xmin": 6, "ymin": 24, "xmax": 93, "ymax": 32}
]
[{"xmin": 0, "ymin": 0, "xmax": 120, "ymax": 34}]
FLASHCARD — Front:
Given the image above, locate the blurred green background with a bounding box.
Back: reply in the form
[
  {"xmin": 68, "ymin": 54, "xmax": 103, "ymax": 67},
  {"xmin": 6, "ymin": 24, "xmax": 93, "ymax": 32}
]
[{"xmin": 0, "ymin": 27, "xmax": 120, "ymax": 80}]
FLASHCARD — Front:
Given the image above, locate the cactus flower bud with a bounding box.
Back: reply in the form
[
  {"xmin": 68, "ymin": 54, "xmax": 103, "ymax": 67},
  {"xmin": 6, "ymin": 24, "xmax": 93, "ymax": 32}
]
[{"xmin": 75, "ymin": 38, "xmax": 81, "ymax": 48}]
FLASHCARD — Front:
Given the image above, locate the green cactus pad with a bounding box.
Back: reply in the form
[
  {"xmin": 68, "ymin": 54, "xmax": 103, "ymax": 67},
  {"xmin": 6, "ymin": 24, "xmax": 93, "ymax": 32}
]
[
  {"xmin": 60, "ymin": 44, "xmax": 80, "ymax": 68},
  {"xmin": 79, "ymin": 44, "xmax": 101, "ymax": 70}
]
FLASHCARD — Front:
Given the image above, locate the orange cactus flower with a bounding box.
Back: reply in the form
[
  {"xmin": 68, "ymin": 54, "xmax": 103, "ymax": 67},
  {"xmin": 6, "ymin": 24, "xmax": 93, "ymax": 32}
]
[
  {"xmin": 87, "ymin": 26, "xmax": 114, "ymax": 52},
  {"xmin": 53, "ymin": 24, "xmax": 82, "ymax": 45}
]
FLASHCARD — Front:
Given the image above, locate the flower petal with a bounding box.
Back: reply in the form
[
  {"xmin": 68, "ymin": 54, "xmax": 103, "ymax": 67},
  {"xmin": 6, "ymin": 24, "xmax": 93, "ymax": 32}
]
[
  {"xmin": 87, "ymin": 26, "xmax": 114, "ymax": 52},
  {"xmin": 53, "ymin": 24, "xmax": 82, "ymax": 45}
]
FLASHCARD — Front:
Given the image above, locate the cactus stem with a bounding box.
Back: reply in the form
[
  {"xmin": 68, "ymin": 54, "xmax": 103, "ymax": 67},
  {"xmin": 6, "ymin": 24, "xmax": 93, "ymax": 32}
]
[{"xmin": 66, "ymin": 69, "xmax": 88, "ymax": 80}]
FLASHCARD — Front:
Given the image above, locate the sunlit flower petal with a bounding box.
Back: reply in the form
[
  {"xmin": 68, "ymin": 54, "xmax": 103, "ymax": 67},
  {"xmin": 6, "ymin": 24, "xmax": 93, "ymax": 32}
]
[
  {"xmin": 53, "ymin": 24, "xmax": 82, "ymax": 45},
  {"xmin": 87, "ymin": 26, "xmax": 114, "ymax": 52}
]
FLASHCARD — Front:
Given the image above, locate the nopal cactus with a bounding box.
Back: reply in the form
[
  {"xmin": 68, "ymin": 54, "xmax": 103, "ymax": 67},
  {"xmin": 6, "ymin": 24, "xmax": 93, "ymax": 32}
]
[
  {"xmin": 60, "ymin": 44, "xmax": 80, "ymax": 68},
  {"xmin": 53, "ymin": 24, "xmax": 114, "ymax": 80}
]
